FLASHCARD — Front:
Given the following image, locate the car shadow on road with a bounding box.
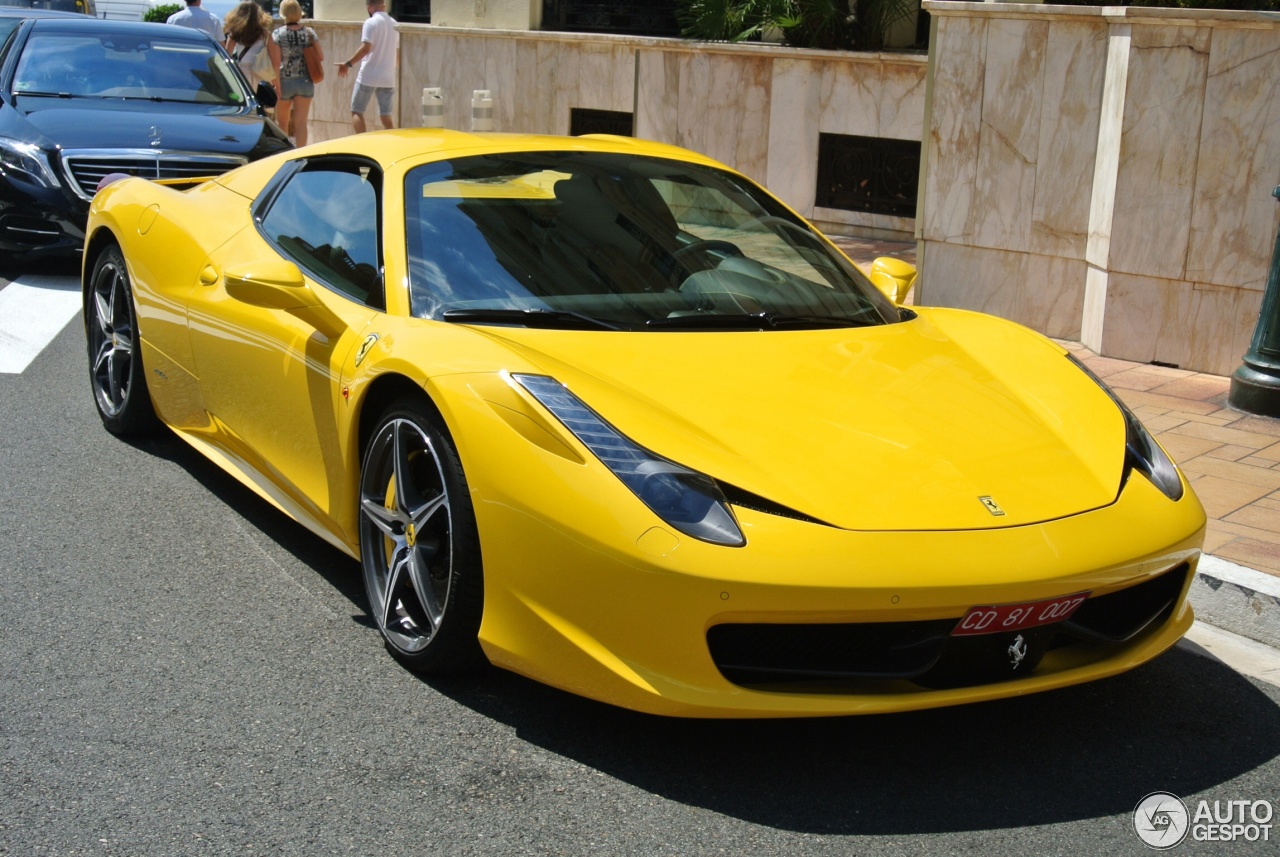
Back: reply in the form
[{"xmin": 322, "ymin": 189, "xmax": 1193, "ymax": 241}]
[
  {"xmin": 118, "ymin": 426, "xmax": 369, "ymax": 615},
  {"xmin": 118, "ymin": 423, "xmax": 1280, "ymax": 837},
  {"xmin": 418, "ymin": 641, "xmax": 1280, "ymax": 836}
]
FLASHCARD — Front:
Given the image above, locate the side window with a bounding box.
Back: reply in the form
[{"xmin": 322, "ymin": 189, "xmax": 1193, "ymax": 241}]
[{"xmin": 259, "ymin": 158, "xmax": 384, "ymax": 308}]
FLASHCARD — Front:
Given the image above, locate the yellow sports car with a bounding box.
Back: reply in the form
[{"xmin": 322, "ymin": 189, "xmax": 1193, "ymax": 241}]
[{"xmin": 82, "ymin": 130, "xmax": 1206, "ymax": 717}]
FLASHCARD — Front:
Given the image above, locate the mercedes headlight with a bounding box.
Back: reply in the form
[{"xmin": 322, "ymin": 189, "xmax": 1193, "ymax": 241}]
[
  {"xmin": 1068, "ymin": 354, "xmax": 1183, "ymax": 501},
  {"xmin": 514, "ymin": 374, "xmax": 745, "ymax": 546},
  {"xmin": 0, "ymin": 138, "xmax": 59, "ymax": 188}
]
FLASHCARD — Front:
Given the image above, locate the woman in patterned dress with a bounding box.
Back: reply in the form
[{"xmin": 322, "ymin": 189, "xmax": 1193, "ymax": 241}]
[{"xmin": 272, "ymin": 0, "xmax": 323, "ymax": 146}]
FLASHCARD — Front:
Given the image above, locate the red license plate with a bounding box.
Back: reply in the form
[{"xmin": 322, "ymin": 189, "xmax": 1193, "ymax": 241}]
[{"xmin": 951, "ymin": 592, "xmax": 1091, "ymax": 637}]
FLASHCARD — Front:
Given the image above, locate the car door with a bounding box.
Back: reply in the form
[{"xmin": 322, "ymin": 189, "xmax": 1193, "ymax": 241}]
[{"xmin": 185, "ymin": 156, "xmax": 383, "ymax": 544}]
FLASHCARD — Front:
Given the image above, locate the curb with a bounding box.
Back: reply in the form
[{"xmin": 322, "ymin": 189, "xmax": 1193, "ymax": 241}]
[{"xmin": 1190, "ymin": 556, "xmax": 1280, "ymax": 651}]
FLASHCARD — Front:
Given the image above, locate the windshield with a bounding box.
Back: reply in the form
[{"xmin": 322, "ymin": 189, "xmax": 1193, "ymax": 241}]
[
  {"xmin": 13, "ymin": 31, "xmax": 246, "ymax": 106},
  {"xmin": 404, "ymin": 152, "xmax": 900, "ymax": 331}
]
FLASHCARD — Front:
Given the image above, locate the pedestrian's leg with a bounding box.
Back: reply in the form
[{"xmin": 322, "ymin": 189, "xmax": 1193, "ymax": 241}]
[
  {"xmin": 376, "ymin": 88, "xmax": 394, "ymax": 131},
  {"xmin": 352, "ymin": 111, "xmax": 366, "ymax": 133},
  {"xmin": 293, "ymin": 97, "xmax": 312, "ymax": 146},
  {"xmin": 276, "ymin": 98, "xmax": 294, "ymax": 143}
]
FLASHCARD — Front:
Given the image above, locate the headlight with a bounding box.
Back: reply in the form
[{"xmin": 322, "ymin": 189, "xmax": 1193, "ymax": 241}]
[
  {"xmin": 0, "ymin": 138, "xmax": 59, "ymax": 188},
  {"xmin": 513, "ymin": 374, "xmax": 745, "ymax": 546},
  {"xmin": 1068, "ymin": 354, "xmax": 1183, "ymax": 501}
]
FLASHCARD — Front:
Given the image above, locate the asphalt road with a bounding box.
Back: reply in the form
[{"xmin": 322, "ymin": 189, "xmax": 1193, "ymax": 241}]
[{"xmin": 2, "ymin": 262, "xmax": 1278, "ymax": 856}]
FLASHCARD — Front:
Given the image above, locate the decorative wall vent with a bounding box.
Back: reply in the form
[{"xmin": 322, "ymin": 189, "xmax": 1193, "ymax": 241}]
[
  {"xmin": 396, "ymin": 0, "xmax": 430, "ymax": 24},
  {"xmin": 570, "ymin": 108, "xmax": 634, "ymax": 138},
  {"xmin": 815, "ymin": 133, "xmax": 920, "ymax": 218}
]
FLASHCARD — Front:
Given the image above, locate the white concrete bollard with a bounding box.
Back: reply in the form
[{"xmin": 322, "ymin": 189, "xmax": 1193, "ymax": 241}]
[
  {"xmin": 422, "ymin": 87, "xmax": 444, "ymax": 128},
  {"xmin": 471, "ymin": 90, "xmax": 493, "ymax": 132}
]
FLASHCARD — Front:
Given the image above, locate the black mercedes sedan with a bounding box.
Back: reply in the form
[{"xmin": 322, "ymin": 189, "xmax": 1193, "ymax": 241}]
[{"xmin": 0, "ymin": 17, "xmax": 289, "ymax": 262}]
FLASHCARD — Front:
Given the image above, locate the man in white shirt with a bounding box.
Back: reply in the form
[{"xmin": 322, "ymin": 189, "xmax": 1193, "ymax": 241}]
[
  {"xmin": 166, "ymin": 0, "xmax": 224, "ymax": 44},
  {"xmin": 336, "ymin": 0, "xmax": 399, "ymax": 133}
]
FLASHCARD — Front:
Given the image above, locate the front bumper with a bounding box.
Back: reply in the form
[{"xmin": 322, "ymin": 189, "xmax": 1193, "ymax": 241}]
[
  {"xmin": 435, "ymin": 374, "xmax": 1208, "ymax": 718},
  {"xmin": 0, "ymin": 173, "xmax": 86, "ymax": 259}
]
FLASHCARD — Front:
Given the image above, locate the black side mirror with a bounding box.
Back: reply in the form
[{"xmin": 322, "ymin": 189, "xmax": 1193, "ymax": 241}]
[{"xmin": 256, "ymin": 79, "xmax": 278, "ymax": 109}]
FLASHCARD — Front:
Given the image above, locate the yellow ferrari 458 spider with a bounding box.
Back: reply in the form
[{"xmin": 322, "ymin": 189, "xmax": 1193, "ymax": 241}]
[{"xmin": 82, "ymin": 130, "xmax": 1206, "ymax": 717}]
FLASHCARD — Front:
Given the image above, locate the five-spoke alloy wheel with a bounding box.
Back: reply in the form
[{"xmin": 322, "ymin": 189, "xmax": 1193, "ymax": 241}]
[
  {"xmin": 359, "ymin": 398, "xmax": 484, "ymax": 673},
  {"xmin": 85, "ymin": 243, "xmax": 156, "ymax": 436}
]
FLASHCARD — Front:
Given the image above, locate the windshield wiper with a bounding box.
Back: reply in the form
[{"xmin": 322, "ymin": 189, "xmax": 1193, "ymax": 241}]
[
  {"xmin": 647, "ymin": 312, "xmax": 877, "ymax": 330},
  {"xmin": 441, "ymin": 308, "xmax": 621, "ymax": 331},
  {"xmin": 14, "ymin": 90, "xmax": 76, "ymax": 98},
  {"xmin": 110, "ymin": 95, "xmax": 198, "ymax": 103}
]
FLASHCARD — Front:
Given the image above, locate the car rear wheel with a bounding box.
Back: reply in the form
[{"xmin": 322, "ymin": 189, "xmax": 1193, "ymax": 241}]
[
  {"xmin": 85, "ymin": 242, "xmax": 157, "ymax": 436},
  {"xmin": 359, "ymin": 398, "xmax": 484, "ymax": 674}
]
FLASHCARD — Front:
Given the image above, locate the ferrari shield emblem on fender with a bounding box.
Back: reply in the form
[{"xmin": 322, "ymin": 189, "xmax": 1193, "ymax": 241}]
[
  {"xmin": 979, "ymin": 495, "xmax": 1005, "ymax": 516},
  {"xmin": 355, "ymin": 333, "xmax": 379, "ymax": 367}
]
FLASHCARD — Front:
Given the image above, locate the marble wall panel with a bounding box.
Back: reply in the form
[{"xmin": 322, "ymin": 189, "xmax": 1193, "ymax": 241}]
[
  {"xmin": 917, "ymin": 241, "xmax": 1021, "ymax": 320},
  {"xmin": 635, "ymin": 50, "xmax": 680, "ymax": 143},
  {"xmin": 511, "ymin": 39, "xmax": 541, "ymax": 131},
  {"xmin": 768, "ymin": 58, "xmax": 820, "ymax": 217},
  {"xmin": 971, "ymin": 18, "xmax": 1047, "ymax": 253},
  {"xmin": 1100, "ymin": 272, "xmax": 1263, "ymax": 376},
  {"xmin": 675, "ymin": 52, "xmax": 711, "ymax": 155},
  {"xmin": 815, "ymin": 58, "xmax": 926, "ymax": 142},
  {"xmin": 919, "ymin": 241, "xmax": 1085, "ymax": 339},
  {"xmin": 484, "ymin": 38, "xmax": 520, "ymax": 131},
  {"xmin": 1021, "ymin": 252, "xmax": 1086, "ymax": 340},
  {"xmin": 1109, "ymin": 25, "xmax": 1210, "ymax": 281},
  {"xmin": 922, "ymin": 15, "xmax": 988, "ymax": 245},
  {"xmin": 700, "ymin": 55, "xmax": 771, "ymax": 183},
  {"xmin": 876, "ymin": 61, "xmax": 928, "ymax": 142},
  {"xmin": 1186, "ymin": 27, "xmax": 1280, "ymax": 292},
  {"xmin": 818, "ymin": 60, "xmax": 884, "ymax": 140},
  {"xmin": 1029, "ymin": 21, "xmax": 1106, "ymax": 260},
  {"xmin": 308, "ymin": 23, "xmax": 368, "ymax": 140}
]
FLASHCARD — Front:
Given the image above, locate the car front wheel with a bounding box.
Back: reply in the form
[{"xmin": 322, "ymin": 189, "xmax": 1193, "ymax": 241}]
[
  {"xmin": 358, "ymin": 397, "xmax": 484, "ymax": 674},
  {"xmin": 85, "ymin": 242, "xmax": 157, "ymax": 436}
]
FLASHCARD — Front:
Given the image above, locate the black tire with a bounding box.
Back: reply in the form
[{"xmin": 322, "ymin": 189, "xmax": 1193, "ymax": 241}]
[
  {"xmin": 358, "ymin": 396, "xmax": 485, "ymax": 674},
  {"xmin": 84, "ymin": 242, "xmax": 158, "ymax": 436}
]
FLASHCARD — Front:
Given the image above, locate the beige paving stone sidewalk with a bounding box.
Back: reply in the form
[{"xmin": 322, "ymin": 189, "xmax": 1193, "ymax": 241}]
[
  {"xmin": 830, "ymin": 235, "xmax": 1280, "ymax": 579},
  {"xmin": 1062, "ymin": 341, "xmax": 1280, "ymax": 579}
]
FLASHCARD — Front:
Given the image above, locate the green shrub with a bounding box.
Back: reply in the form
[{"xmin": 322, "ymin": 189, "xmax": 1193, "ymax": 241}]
[
  {"xmin": 676, "ymin": 0, "xmax": 917, "ymax": 51},
  {"xmin": 144, "ymin": 3, "xmax": 184, "ymax": 22}
]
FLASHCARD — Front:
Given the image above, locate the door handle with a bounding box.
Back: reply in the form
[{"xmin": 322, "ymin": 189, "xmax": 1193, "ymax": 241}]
[{"xmin": 199, "ymin": 265, "xmax": 218, "ymax": 286}]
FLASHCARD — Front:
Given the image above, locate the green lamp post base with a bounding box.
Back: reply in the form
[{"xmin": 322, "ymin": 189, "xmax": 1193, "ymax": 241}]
[
  {"xmin": 1230, "ymin": 364, "xmax": 1280, "ymax": 418},
  {"xmin": 1229, "ymin": 186, "xmax": 1280, "ymax": 418}
]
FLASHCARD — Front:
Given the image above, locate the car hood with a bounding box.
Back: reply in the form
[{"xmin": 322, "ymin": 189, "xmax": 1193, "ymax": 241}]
[
  {"xmin": 16, "ymin": 102, "xmax": 270, "ymax": 153},
  {"xmin": 474, "ymin": 308, "xmax": 1129, "ymax": 531}
]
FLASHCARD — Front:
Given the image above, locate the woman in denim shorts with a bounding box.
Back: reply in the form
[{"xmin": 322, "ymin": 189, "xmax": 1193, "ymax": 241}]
[{"xmin": 272, "ymin": 0, "xmax": 323, "ymax": 146}]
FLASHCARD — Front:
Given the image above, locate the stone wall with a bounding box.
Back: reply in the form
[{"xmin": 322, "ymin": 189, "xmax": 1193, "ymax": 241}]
[
  {"xmin": 919, "ymin": 2, "xmax": 1280, "ymax": 376},
  {"xmin": 301, "ymin": 20, "xmax": 928, "ymax": 239}
]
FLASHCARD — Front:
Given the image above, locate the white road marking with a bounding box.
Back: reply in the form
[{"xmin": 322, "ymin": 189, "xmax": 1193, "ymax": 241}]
[{"xmin": 0, "ymin": 276, "xmax": 81, "ymax": 374}]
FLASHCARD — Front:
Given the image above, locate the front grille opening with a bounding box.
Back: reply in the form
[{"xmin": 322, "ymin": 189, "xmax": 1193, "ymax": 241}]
[
  {"xmin": 708, "ymin": 620, "xmax": 956, "ymax": 685},
  {"xmin": 1062, "ymin": 563, "xmax": 1189, "ymax": 642},
  {"xmin": 708, "ymin": 563, "xmax": 1190, "ymax": 694},
  {"xmin": 61, "ymin": 153, "xmax": 246, "ymax": 200}
]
